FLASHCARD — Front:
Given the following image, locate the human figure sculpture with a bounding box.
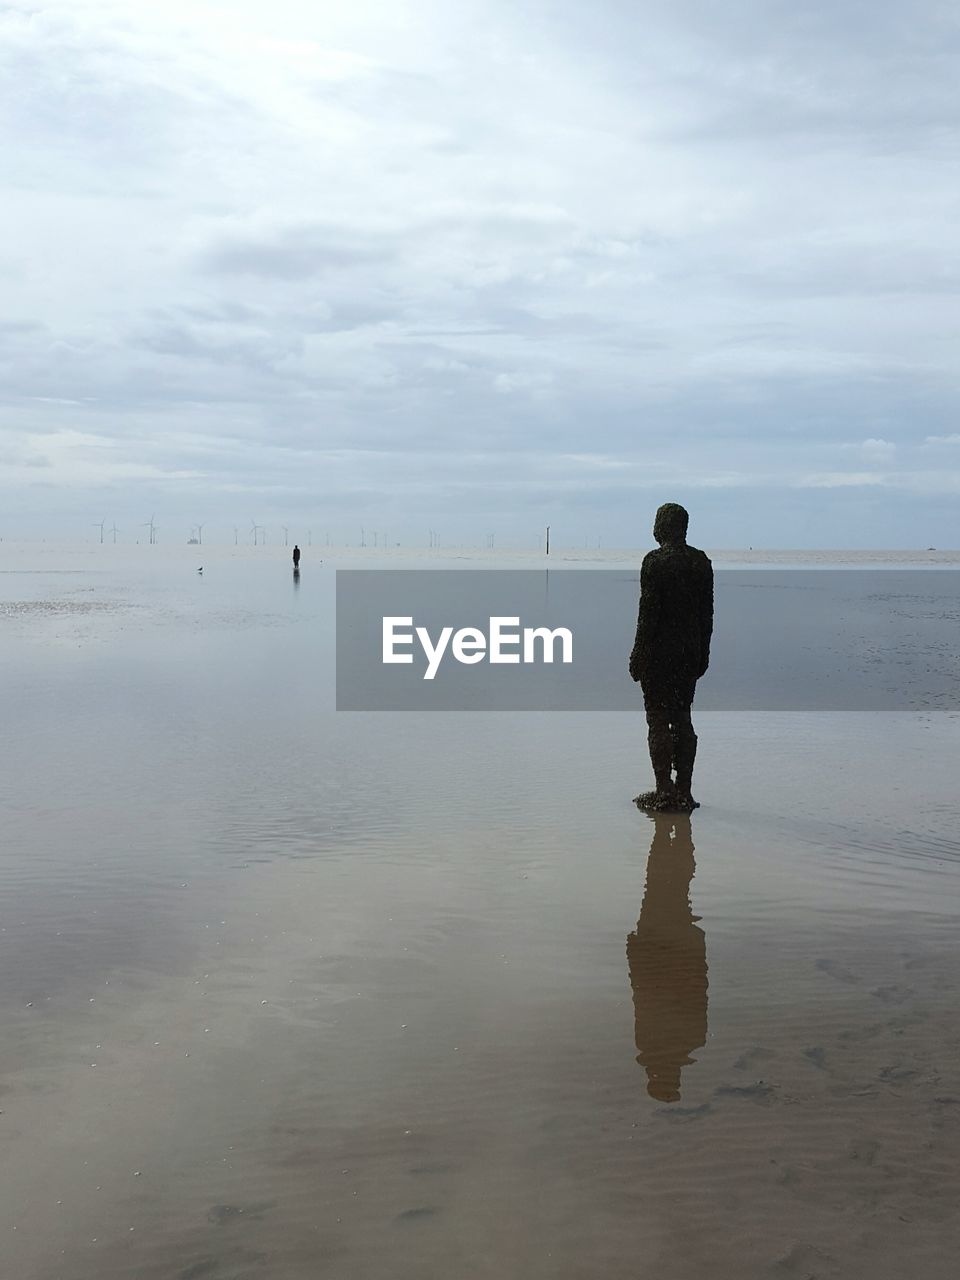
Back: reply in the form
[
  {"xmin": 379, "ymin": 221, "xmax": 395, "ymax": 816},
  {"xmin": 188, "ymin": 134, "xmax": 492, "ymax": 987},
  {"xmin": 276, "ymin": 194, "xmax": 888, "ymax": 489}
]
[
  {"xmin": 629, "ymin": 503, "xmax": 713, "ymax": 812},
  {"xmin": 627, "ymin": 813, "xmax": 708, "ymax": 1102},
  {"xmin": 292, "ymin": 544, "xmax": 301, "ymax": 568}
]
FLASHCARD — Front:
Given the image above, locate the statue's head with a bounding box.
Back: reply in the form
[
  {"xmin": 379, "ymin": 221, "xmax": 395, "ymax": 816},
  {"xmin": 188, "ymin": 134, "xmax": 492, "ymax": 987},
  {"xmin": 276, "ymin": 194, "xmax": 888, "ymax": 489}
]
[{"xmin": 653, "ymin": 502, "xmax": 689, "ymax": 546}]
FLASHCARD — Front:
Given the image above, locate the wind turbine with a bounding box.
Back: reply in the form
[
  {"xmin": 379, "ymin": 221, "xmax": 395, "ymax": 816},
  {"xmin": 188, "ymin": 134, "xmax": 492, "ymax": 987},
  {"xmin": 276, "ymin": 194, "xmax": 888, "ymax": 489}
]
[
  {"xmin": 110, "ymin": 523, "xmax": 119, "ymax": 544},
  {"xmin": 93, "ymin": 519, "xmax": 105, "ymax": 544},
  {"xmin": 282, "ymin": 526, "xmax": 289, "ymax": 547},
  {"xmin": 234, "ymin": 526, "xmax": 239, "ymax": 546},
  {"xmin": 141, "ymin": 515, "xmax": 157, "ymax": 545},
  {"xmin": 196, "ymin": 522, "xmax": 205, "ymax": 546},
  {"xmin": 250, "ymin": 520, "xmax": 263, "ymax": 546}
]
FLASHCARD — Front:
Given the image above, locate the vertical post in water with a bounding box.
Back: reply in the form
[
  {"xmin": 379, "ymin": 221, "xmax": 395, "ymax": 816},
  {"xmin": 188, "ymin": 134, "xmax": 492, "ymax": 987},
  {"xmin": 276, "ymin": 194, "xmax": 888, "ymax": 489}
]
[{"xmin": 546, "ymin": 525, "xmax": 550, "ymax": 556}]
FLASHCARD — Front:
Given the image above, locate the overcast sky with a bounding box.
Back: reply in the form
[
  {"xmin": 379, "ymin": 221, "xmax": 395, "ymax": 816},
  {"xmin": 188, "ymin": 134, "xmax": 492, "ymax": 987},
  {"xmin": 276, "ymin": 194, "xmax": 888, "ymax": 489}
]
[{"xmin": 2, "ymin": 0, "xmax": 959, "ymax": 546}]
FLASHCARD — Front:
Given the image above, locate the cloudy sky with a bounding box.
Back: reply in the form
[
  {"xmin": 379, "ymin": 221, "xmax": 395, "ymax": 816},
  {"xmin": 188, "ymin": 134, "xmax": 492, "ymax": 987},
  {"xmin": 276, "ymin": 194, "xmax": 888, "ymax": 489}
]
[{"xmin": 2, "ymin": 0, "xmax": 959, "ymax": 547}]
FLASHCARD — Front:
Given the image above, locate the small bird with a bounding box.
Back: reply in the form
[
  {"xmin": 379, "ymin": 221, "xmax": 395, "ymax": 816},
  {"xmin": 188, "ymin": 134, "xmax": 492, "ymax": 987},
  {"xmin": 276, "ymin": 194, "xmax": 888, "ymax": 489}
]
[{"xmin": 197, "ymin": 566, "xmax": 203, "ymax": 574}]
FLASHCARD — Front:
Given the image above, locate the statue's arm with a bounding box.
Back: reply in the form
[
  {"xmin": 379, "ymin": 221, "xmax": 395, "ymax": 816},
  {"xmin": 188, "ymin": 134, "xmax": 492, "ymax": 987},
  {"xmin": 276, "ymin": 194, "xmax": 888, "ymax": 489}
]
[
  {"xmin": 629, "ymin": 555, "xmax": 658, "ymax": 681},
  {"xmin": 698, "ymin": 559, "xmax": 714, "ymax": 677}
]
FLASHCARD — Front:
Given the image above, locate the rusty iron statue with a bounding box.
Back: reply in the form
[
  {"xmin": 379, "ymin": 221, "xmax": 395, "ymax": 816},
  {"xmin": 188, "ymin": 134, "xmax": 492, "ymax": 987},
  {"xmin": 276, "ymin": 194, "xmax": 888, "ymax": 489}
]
[{"xmin": 629, "ymin": 503, "xmax": 713, "ymax": 812}]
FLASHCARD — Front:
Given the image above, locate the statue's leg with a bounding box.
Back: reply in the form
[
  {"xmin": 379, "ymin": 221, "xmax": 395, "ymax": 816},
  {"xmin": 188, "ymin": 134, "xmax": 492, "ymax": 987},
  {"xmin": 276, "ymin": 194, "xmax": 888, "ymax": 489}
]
[
  {"xmin": 669, "ymin": 713, "xmax": 684, "ymax": 776},
  {"xmin": 635, "ymin": 705, "xmax": 678, "ymax": 809},
  {"xmin": 671, "ymin": 705, "xmax": 698, "ymax": 806},
  {"xmin": 647, "ymin": 708, "xmax": 674, "ymax": 793}
]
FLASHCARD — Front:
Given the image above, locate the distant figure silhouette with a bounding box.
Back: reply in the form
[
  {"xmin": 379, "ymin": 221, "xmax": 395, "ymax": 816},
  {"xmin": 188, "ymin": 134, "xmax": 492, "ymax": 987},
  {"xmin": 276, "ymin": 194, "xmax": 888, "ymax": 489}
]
[
  {"xmin": 292, "ymin": 544, "xmax": 301, "ymax": 568},
  {"xmin": 627, "ymin": 814, "xmax": 708, "ymax": 1103},
  {"xmin": 629, "ymin": 503, "xmax": 713, "ymax": 811}
]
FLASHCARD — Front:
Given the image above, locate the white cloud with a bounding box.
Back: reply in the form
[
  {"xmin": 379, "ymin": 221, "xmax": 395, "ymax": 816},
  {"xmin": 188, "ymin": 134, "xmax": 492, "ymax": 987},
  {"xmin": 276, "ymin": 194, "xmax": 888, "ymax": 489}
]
[
  {"xmin": 493, "ymin": 372, "xmax": 555, "ymax": 395},
  {"xmin": 799, "ymin": 472, "xmax": 890, "ymax": 489},
  {"xmin": 3, "ymin": 0, "xmax": 960, "ymax": 542},
  {"xmin": 859, "ymin": 437, "xmax": 897, "ymax": 462}
]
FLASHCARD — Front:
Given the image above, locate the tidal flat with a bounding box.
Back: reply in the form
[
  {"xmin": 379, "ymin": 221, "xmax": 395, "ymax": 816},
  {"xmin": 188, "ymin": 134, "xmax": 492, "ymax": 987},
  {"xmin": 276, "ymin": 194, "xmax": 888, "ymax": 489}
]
[{"xmin": 1, "ymin": 544, "xmax": 959, "ymax": 1279}]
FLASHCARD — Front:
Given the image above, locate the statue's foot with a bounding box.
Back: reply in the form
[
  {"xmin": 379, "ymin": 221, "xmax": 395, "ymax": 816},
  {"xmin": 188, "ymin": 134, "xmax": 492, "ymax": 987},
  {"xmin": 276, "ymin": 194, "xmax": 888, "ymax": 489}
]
[
  {"xmin": 673, "ymin": 792, "xmax": 700, "ymax": 812},
  {"xmin": 634, "ymin": 788, "xmax": 677, "ymax": 812},
  {"xmin": 634, "ymin": 789, "xmax": 699, "ymax": 813}
]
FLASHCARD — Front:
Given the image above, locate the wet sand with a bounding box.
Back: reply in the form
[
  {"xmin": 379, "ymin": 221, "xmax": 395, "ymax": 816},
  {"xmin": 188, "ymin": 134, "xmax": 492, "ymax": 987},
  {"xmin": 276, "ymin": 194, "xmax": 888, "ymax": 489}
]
[{"xmin": 1, "ymin": 547, "xmax": 959, "ymax": 1278}]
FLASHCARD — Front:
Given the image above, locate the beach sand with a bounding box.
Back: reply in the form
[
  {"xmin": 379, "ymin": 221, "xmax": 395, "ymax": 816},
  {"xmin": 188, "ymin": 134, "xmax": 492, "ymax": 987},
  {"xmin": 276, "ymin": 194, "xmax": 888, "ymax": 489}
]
[{"xmin": 1, "ymin": 546, "xmax": 958, "ymax": 1278}]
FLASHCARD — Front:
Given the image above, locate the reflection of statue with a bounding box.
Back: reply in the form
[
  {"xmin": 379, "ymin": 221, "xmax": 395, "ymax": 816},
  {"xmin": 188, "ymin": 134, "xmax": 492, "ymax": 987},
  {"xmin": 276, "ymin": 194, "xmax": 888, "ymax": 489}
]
[
  {"xmin": 627, "ymin": 814, "xmax": 708, "ymax": 1103},
  {"xmin": 629, "ymin": 503, "xmax": 713, "ymax": 811}
]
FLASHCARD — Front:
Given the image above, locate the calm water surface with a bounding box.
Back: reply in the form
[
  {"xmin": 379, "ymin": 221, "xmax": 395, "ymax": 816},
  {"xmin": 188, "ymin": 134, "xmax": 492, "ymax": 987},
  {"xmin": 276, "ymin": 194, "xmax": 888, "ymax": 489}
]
[{"xmin": 1, "ymin": 545, "xmax": 959, "ymax": 1279}]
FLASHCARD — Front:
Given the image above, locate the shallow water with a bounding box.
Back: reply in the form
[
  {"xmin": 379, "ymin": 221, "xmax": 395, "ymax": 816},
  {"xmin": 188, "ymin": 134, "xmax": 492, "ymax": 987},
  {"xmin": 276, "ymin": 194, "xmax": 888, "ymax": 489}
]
[{"xmin": 2, "ymin": 545, "xmax": 959, "ymax": 1279}]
